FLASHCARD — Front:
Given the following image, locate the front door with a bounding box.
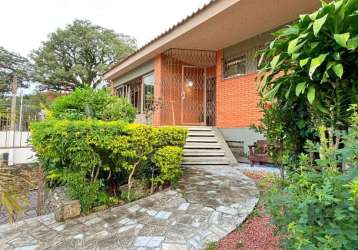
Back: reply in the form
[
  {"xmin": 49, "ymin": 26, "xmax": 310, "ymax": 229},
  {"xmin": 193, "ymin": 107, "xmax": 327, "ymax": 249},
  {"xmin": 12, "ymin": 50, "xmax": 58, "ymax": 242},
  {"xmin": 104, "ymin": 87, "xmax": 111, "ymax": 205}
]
[{"xmin": 181, "ymin": 66, "xmax": 204, "ymax": 125}]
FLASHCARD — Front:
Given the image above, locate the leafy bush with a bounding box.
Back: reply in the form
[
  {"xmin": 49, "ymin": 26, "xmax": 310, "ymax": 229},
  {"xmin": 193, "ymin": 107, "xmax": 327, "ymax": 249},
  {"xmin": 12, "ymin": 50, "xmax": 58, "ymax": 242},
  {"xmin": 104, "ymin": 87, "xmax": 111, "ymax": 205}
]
[
  {"xmin": 50, "ymin": 87, "xmax": 136, "ymax": 122},
  {"xmin": 256, "ymin": 0, "xmax": 358, "ymax": 163},
  {"xmin": 154, "ymin": 127, "xmax": 188, "ymax": 148},
  {"xmin": 153, "ymin": 146, "xmax": 184, "ymax": 187},
  {"xmin": 31, "ymin": 120, "xmax": 187, "ymax": 210},
  {"xmin": 266, "ymin": 115, "xmax": 358, "ymax": 249},
  {"xmin": 62, "ymin": 172, "xmax": 109, "ymax": 213}
]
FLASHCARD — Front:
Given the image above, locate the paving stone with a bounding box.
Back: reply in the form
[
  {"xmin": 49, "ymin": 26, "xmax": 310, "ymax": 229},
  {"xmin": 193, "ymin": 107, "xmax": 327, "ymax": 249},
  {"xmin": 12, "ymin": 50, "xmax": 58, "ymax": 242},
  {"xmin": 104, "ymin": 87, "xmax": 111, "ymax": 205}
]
[
  {"xmin": 154, "ymin": 211, "xmax": 172, "ymax": 220},
  {"xmin": 162, "ymin": 243, "xmax": 188, "ymax": 250},
  {"xmin": 177, "ymin": 203, "xmax": 190, "ymax": 211},
  {"xmin": 0, "ymin": 165, "xmax": 258, "ymax": 249}
]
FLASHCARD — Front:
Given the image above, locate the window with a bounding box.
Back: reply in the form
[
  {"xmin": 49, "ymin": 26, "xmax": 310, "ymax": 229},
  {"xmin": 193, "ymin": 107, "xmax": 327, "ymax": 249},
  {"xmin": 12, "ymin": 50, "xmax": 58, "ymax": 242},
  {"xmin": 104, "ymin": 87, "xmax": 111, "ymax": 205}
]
[
  {"xmin": 143, "ymin": 72, "xmax": 155, "ymax": 107},
  {"xmin": 223, "ymin": 55, "xmax": 247, "ymax": 78},
  {"xmin": 115, "ymin": 72, "xmax": 155, "ymax": 113}
]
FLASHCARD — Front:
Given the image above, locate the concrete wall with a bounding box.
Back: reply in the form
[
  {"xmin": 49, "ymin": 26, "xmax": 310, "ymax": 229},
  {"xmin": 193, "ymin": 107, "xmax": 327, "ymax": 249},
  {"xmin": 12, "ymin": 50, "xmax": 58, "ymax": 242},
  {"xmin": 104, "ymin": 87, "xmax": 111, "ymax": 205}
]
[
  {"xmin": 114, "ymin": 60, "xmax": 154, "ymax": 87},
  {"xmin": 219, "ymin": 127, "xmax": 265, "ymax": 153},
  {"xmin": 0, "ymin": 132, "xmax": 37, "ymax": 166}
]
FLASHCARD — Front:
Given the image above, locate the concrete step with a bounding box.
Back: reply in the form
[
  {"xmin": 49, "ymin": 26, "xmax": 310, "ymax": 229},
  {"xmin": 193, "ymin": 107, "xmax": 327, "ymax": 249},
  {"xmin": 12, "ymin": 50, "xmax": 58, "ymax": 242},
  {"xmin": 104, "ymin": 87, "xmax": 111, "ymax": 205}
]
[
  {"xmin": 188, "ymin": 131, "xmax": 215, "ymax": 137},
  {"xmin": 186, "ymin": 126, "xmax": 213, "ymax": 131},
  {"xmin": 184, "ymin": 143, "xmax": 222, "ymax": 149},
  {"xmin": 183, "ymin": 149, "xmax": 225, "ymax": 156},
  {"xmin": 186, "ymin": 137, "xmax": 218, "ymax": 143},
  {"xmin": 182, "ymin": 157, "xmax": 230, "ymax": 165}
]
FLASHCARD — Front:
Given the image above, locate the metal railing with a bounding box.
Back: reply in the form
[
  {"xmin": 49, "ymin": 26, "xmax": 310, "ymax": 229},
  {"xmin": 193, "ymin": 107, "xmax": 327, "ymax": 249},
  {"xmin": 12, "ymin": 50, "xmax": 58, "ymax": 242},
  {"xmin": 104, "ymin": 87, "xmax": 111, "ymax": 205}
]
[{"xmin": 0, "ymin": 107, "xmax": 41, "ymax": 149}]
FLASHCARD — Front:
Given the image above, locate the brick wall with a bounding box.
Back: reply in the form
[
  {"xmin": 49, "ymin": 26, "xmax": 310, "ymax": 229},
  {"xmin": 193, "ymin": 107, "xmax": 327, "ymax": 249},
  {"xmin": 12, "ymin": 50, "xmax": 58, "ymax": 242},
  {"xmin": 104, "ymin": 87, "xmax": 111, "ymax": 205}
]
[{"xmin": 215, "ymin": 50, "xmax": 262, "ymax": 128}]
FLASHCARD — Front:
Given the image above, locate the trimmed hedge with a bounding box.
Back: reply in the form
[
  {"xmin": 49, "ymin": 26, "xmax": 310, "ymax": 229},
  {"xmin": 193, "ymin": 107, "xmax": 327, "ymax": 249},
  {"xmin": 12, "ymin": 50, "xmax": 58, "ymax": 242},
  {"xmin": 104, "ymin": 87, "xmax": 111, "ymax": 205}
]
[{"xmin": 31, "ymin": 120, "xmax": 187, "ymax": 211}]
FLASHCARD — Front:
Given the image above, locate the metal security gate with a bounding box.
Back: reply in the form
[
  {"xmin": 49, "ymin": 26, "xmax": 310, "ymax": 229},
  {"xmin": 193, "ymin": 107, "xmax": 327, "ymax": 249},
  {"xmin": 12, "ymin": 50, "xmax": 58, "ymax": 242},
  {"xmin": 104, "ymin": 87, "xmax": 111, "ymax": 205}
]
[
  {"xmin": 161, "ymin": 48, "xmax": 216, "ymax": 126},
  {"xmin": 206, "ymin": 76, "xmax": 216, "ymax": 126}
]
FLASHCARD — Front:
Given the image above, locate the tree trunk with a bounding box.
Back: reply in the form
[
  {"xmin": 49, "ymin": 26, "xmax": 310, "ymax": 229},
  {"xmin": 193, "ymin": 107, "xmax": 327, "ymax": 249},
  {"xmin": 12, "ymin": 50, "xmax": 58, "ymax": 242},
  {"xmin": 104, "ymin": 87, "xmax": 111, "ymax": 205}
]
[{"xmin": 127, "ymin": 162, "xmax": 138, "ymax": 201}]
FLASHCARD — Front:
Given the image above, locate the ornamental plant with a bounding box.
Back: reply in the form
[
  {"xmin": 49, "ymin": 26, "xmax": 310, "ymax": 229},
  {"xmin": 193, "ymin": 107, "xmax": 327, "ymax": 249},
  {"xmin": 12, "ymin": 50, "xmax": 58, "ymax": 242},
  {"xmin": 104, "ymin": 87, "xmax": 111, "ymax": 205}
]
[
  {"xmin": 31, "ymin": 120, "xmax": 187, "ymax": 211},
  {"xmin": 266, "ymin": 109, "xmax": 358, "ymax": 249},
  {"xmin": 50, "ymin": 87, "xmax": 136, "ymax": 122},
  {"xmin": 256, "ymin": 0, "xmax": 358, "ymax": 163},
  {"xmin": 259, "ymin": 0, "xmax": 358, "ymax": 129}
]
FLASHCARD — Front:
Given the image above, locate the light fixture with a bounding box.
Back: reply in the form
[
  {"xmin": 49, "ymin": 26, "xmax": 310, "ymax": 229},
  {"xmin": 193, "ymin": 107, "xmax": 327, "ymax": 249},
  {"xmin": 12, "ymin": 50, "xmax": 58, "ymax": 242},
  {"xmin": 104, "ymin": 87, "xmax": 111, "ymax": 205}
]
[{"xmin": 187, "ymin": 79, "xmax": 193, "ymax": 87}]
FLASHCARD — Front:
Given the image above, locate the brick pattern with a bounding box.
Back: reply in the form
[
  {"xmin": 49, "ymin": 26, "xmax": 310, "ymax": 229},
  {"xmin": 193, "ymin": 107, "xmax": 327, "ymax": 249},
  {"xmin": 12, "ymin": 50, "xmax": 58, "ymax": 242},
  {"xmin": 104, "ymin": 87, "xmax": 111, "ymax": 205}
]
[
  {"xmin": 151, "ymin": 50, "xmax": 262, "ymax": 128},
  {"xmin": 215, "ymin": 50, "xmax": 262, "ymax": 128}
]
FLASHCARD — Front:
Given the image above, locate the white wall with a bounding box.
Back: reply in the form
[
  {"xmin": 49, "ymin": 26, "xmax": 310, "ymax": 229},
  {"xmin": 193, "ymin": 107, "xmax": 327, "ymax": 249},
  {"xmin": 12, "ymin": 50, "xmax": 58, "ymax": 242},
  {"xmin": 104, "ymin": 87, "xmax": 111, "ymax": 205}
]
[{"xmin": 0, "ymin": 132, "xmax": 37, "ymax": 166}]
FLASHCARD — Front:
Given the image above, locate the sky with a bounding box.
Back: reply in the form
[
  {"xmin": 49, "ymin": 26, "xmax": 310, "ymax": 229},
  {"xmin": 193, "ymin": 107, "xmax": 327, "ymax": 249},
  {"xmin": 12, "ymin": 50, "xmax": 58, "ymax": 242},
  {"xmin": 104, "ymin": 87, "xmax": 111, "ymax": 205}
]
[{"xmin": 0, "ymin": 0, "xmax": 211, "ymax": 57}]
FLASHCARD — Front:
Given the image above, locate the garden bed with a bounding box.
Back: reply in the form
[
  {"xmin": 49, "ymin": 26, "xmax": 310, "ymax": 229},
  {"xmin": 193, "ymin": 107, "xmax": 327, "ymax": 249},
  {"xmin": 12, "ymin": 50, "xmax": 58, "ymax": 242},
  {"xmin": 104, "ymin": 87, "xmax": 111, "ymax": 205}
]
[{"xmin": 208, "ymin": 171, "xmax": 283, "ymax": 250}]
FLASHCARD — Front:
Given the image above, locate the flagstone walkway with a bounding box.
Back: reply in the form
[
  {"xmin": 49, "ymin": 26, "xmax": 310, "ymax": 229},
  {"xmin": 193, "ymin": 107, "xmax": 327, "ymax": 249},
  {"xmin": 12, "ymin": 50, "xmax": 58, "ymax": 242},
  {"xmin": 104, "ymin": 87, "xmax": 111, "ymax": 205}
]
[{"xmin": 0, "ymin": 165, "xmax": 259, "ymax": 250}]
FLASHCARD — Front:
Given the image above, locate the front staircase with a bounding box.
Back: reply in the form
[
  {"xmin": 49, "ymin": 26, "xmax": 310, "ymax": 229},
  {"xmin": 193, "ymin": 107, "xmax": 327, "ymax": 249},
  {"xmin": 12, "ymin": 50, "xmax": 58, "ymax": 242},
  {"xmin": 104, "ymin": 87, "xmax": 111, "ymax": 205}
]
[{"xmin": 182, "ymin": 126, "xmax": 236, "ymax": 166}]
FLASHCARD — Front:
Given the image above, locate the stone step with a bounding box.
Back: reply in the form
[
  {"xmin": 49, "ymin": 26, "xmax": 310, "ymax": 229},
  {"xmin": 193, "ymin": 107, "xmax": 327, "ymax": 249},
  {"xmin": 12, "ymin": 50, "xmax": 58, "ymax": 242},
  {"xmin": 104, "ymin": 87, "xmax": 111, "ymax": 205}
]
[
  {"xmin": 182, "ymin": 157, "xmax": 230, "ymax": 165},
  {"xmin": 183, "ymin": 149, "xmax": 225, "ymax": 156},
  {"xmin": 186, "ymin": 137, "xmax": 218, "ymax": 143},
  {"xmin": 188, "ymin": 131, "xmax": 215, "ymax": 137},
  {"xmin": 186, "ymin": 126, "xmax": 213, "ymax": 131},
  {"xmin": 184, "ymin": 143, "xmax": 222, "ymax": 149}
]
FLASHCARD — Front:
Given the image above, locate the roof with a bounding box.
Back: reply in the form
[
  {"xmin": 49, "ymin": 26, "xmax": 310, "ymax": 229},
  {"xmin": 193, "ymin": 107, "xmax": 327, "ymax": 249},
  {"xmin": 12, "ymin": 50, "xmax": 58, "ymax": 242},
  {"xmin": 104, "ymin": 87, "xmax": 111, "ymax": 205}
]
[
  {"xmin": 104, "ymin": 0, "xmax": 320, "ymax": 81},
  {"xmin": 104, "ymin": 0, "xmax": 218, "ymax": 76}
]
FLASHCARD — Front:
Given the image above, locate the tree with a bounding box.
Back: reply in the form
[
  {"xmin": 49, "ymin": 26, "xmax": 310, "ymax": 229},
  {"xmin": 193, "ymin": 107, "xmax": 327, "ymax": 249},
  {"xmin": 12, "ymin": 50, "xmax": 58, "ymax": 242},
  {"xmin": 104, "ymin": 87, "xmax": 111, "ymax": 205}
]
[
  {"xmin": 31, "ymin": 19, "xmax": 137, "ymax": 91},
  {"xmin": 0, "ymin": 47, "xmax": 31, "ymax": 97},
  {"xmin": 258, "ymin": 0, "xmax": 358, "ymax": 131}
]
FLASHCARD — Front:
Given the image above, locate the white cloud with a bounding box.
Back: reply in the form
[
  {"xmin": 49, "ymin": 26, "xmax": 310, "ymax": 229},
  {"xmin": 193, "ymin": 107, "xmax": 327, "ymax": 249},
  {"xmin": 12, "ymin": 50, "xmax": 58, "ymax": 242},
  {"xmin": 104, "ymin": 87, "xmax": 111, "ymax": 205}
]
[{"xmin": 0, "ymin": 0, "xmax": 210, "ymax": 57}]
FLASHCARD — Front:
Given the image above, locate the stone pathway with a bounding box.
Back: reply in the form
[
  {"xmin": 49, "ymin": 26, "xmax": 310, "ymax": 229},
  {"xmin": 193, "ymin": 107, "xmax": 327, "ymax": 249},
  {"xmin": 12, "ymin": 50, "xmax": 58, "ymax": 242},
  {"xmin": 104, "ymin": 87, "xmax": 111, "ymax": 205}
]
[{"xmin": 0, "ymin": 165, "xmax": 259, "ymax": 250}]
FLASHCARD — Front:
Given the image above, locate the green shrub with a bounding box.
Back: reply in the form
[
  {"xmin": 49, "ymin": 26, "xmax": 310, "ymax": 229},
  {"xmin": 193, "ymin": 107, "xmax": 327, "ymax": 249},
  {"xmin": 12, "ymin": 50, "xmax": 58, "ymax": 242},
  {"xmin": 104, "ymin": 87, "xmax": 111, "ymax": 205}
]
[
  {"xmin": 50, "ymin": 87, "xmax": 136, "ymax": 122},
  {"xmin": 153, "ymin": 146, "xmax": 184, "ymax": 187},
  {"xmin": 266, "ymin": 119, "xmax": 358, "ymax": 249},
  {"xmin": 31, "ymin": 120, "xmax": 187, "ymax": 210},
  {"xmin": 256, "ymin": 0, "xmax": 358, "ymax": 164},
  {"xmin": 62, "ymin": 172, "xmax": 109, "ymax": 213},
  {"xmin": 154, "ymin": 127, "xmax": 188, "ymax": 148}
]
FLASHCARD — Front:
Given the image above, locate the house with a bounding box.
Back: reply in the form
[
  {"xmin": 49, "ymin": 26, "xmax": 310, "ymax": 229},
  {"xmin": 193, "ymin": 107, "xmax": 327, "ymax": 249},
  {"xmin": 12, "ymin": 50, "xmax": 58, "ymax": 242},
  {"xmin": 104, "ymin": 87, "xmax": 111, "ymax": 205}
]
[{"xmin": 103, "ymin": 0, "xmax": 320, "ymax": 152}]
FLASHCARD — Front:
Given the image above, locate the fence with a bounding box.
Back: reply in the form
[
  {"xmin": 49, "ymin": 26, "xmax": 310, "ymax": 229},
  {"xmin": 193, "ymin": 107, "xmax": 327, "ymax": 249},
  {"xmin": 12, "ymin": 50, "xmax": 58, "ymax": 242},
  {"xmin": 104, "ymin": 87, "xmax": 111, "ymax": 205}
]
[{"xmin": 0, "ymin": 104, "xmax": 41, "ymax": 166}]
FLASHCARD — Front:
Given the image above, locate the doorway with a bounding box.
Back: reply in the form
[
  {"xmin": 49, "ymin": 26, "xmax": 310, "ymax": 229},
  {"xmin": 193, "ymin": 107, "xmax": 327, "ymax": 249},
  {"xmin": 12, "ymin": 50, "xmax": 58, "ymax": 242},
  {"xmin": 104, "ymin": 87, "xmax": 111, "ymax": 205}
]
[{"xmin": 181, "ymin": 66, "xmax": 205, "ymax": 125}]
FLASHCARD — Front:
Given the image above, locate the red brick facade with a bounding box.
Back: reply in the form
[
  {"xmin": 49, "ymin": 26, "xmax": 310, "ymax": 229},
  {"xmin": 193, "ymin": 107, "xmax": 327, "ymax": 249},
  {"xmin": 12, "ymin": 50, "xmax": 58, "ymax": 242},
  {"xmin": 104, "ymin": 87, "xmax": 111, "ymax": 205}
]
[
  {"xmin": 152, "ymin": 50, "xmax": 262, "ymax": 128},
  {"xmin": 215, "ymin": 50, "xmax": 262, "ymax": 128}
]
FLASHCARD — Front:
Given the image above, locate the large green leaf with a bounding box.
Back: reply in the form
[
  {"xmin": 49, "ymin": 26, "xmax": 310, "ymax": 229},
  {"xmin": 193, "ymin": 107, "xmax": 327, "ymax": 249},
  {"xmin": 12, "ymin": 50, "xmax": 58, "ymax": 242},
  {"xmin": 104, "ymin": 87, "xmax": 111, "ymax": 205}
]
[
  {"xmin": 313, "ymin": 14, "xmax": 328, "ymax": 36},
  {"xmin": 288, "ymin": 38, "xmax": 300, "ymax": 55},
  {"xmin": 347, "ymin": 35, "xmax": 358, "ymax": 50},
  {"xmin": 270, "ymin": 54, "xmax": 281, "ymax": 70},
  {"xmin": 309, "ymin": 53, "xmax": 329, "ymax": 79},
  {"xmin": 300, "ymin": 58, "xmax": 310, "ymax": 67},
  {"xmin": 296, "ymin": 82, "xmax": 306, "ymax": 96},
  {"xmin": 332, "ymin": 64, "xmax": 344, "ymax": 78},
  {"xmin": 307, "ymin": 86, "xmax": 316, "ymax": 104},
  {"xmin": 334, "ymin": 33, "xmax": 350, "ymax": 48}
]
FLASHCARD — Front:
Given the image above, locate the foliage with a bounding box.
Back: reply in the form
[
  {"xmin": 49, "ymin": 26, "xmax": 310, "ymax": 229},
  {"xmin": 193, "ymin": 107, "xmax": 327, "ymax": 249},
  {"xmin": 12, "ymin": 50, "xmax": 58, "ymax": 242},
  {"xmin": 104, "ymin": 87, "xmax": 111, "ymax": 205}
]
[
  {"xmin": 61, "ymin": 172, "xmax": 109, "ymax": 213},
  {"xmin": 152, "ymin": 146, "xmax": 184, "ymax": 187},
  {"xmin": 154, "ymin": 127, "xmax": 188, "ymax": 148},
  {"xmin": 256, "ymin": 0, "xmax": 358, "ymax": 162},
  {"xmin": 0, "ymin": 46, "xmax": 32, "ymax": 97},
  {"xmin": 0, "ymin": 167, "xmax": 34, "ymax": 222},
  {"xmin": 259, "ymin": 0, "xmax": 358, "ymax": 129},
  {"xmin": 31, "ymin": 120, "xmax": 187, "ymax": 211},
  {"xmin": 266, "ymin": 120, "xmax": 358, "ymax": 249},
  {"xmin": 50, "ymin": 87, "xmax": 136, "ymax": 122},
  {"xmin": 31, "ymin": 19, "xmax": 137, "ymax": 91}
]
